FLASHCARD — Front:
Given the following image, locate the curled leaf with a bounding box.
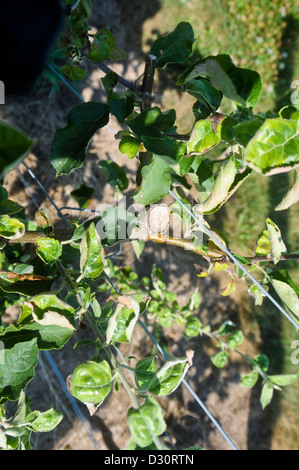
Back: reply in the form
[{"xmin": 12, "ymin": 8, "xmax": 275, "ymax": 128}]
[
  {"xmin": 0, "ymin": 216, "xmax": 25, "ymax": 240},
  {"xmin": 68, "ymin": 359, "xmax": 112, "ymax": 414},
  {"xmin": 275, "ymin": 170, "xmax": 299, "ymax": 211}
]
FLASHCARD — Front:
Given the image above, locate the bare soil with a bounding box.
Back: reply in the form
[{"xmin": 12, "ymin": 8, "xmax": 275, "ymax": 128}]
[{"xmin": 1, "ymin": 0, "xmax": 298, "ymax": 451}]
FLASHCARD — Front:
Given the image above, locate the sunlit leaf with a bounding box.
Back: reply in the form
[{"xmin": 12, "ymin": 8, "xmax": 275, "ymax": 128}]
[
  {"xmin": 265, "ymin": 218, "xmax": 287, "ymax": 264},
  {"xmin": 119, "ymin": 135, "xmax": 141, "ymax": 159},
  {"xmin": 0, "ymin": 216, "xmax": 25, "ymax": 240},
  {"xmin": 269, "ymin": 270, "xmax": 299, "ymax": 322},
  {"xmin": 69, "ymin": 359, "xmax": 112, "ymax": 414},
  {"xmin": 106, "ymin": 296, "xmax": 140, "ymax": 343},
  {"xmin": 211, "ymin": 350, "xmax": 228, "ymax": 368},
  {"xmin": 80, "ymin": 222, "xmax": 104, "ymax": 279},
  {"xmin": 0, "ymin": 338, "xmax": 38, "ymax": 401},
  {"xmin": 28, "ymin": 408, "xmax": 63, "ymax": 432},
  {"xmin": 133, "ymin": 154, "xmax": 173, "ymax": 204},
  {"xmin": 127, "ymin": 397, "xmax": 166, "ymax": 447},
  {"xmin": 260, "ymin": 382, "xmax": 274, "ymax": 409},
  {"xmin": 275, "ymin": 169, "xmax": 299, "ymax": 211},
  {"xmin": 135, "ymin": 354, "xmax": 193, "ymax": 396},
  {"xmin": 245, "ymin": 118, "xmax": 299, "ymax": 174},
  {"xmin": 36, "ymin": 238, "xmax": 62, "ymax": 265}
]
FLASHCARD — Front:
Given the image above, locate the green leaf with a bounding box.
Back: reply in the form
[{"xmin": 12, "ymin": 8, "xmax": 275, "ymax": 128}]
[
  {"xmin": 0, "ymin": 216, "xmax": 25, "ymax": 240},
  {"xmin": 184, "ymin": 79, "xmax": 222, "ymax": 119},
  {"xmin": 248, "ymin": 283, "xmax": 266, "ymax": 306},
  {"xmin": 106, "ymin": 296, "xmax": 140, "ymax": 343},
  {"xmin": 0, "ymin": 122, "xmax": 34, "ymax": 175},
  {"xmin": 275, "ymin": 169, "xmax": 299, "ymax": 211},
  {"xmin": 184, "ymin": 317, "xmax": 203, "ymax": 338},
  {"xmin": 126, "ymin": 438, "xmax": 158, "ymax": 450},
  {"xmin": 260, "ymin": 382, "xmax": 274, "ymax": 409},
  {"xmin": 202, "ymin": 158, "xmax": 251, "ymax": 214},
  {"xmin": 188, "ymin": 159, "xmax": 214, "ymax": 202},
  {"xmin": 98, "ymin": 160, "xmax": 129, "ymax": 192},
  {"xmin": 101, "ymin": 72, "xmax": 118, "ymax": 95},
  {"xmin": 0, "ymin": 199, "xmax": 23, "ymax": 216},
  {"xmin": 71, "ymin": 183, "xmax": 94, "ymax": 208},
  {"xmin": 211, "ymin": 350, "xmax": 229, "ymax": 368},
  {"xmin": 93, "ymin": 206, "xmax": 138, "ymax": 246},
  {"xmin": 245, "ymin": 118, "xmax": 299, "ymax": 174},
  {"xmin": 80, "ymin": 222, "xmax": 104, "ymax": 279},
  {"xmin": 88, "ymin": 28, "xmax": 114, "ymax": 62},
  {"xmin": 127, "ymin": 397, "xmax": 166, "ymax": 447},
  {"xmin": 135, "ymin": 355, "xmax": 192, "ymax": 396},
  {"xmin": 187, "ymin": 120, "xmax": 220, "ymax": 154},
  {"xmin": 61, "ymin": 63, "xmax": 87, "ymax": 81},
  {"xmin": 0, "ymin": 271, "xmax": 53, "ymax": 296},
  {"xmin": 265, "ymin": 218, "xmax": 287, "ymax": 264},
  {"xmin": 254, "ymin": 354, "xmax": 269, "ymax": 372},
  {"xmin": 240, "ymin": 371, "xmax": 259, "ymax": 388},
  {"xmin": 69, "ymin": 359, "xmax": 112, "ymax": 411},
  {"xmin": 227, "ymin": 330, "xmax": 244, "ymax": 349},
  {"xmin": 150, "ymin": 22, "xmax": 194, "ymax": 68},
  {"xmin": 50, "ymin": 102, "xmax": 109, "ymax": 176},
  {"xmin": 109, "ymin": 45, "xmax": 126, "ymax": 61},
  {"xmin": 133, "ymin": 154, "xmax": 173, "ymax": 204},
  {"xmin": 255, "ymin": 229, "xmax": 271, "ymax": 256},
  {"xmin": 1, "ymin": 323, "xmax": 73, "ymax": 351},
  {"xmin": 234, "ymin": 118, "xmax": 264, "ymax": 147},
  {"xmin": 268, "ymin": 373, "xmax": 299, "ymax": 387},
  {"xmin": 0, "ymin": 185, "xmax": 8, "ymax": 202},
  {"xmin": 0, "ymin": 338, "xmax": 38, "ymax": 402},
  {"xmin": 125, "ymin": 107, "xmax": 176, "ymax": 139},
  {"xmin": 119, "ymin": 136, "xmax": 141, "ymax": 159},
  {"xmin": 35, "ymin": 207, "xmax": 53, "ymax": 229},
  {"xmin": 28, "ymin": 408, "xmax": 63, "ymax": 432},
  {"xmin": 29, "ymin": 294, "xmax": 76, "ymax": 330},
  {"xmin": 109, "ymin": 93, "xmax": 135, "ymax": 123},
  {"xmin": 178, "ymin": 54, "xmax": 262, "ymax": 107},
  {"xmin": 36, "ymin": 238, "xmax": 62, "ymax": 265},
  {"xmin": 269, "ymin": 270, "xmax": 299, "ymax": 322},
  {"xmin": 142, "ymin": 135, "xmax": 187, "ymax": 163}
]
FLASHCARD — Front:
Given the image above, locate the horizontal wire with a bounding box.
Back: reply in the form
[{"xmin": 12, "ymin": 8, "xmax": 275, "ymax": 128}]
[{"xmin": 169, "ymin": 189, "xmax": 299, "ymax": 330}]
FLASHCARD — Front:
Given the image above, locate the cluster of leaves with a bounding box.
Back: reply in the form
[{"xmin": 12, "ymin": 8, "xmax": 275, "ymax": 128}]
[
  {"xmin": 58, "ymin": 0, "xmax": 126, "ymax": 81},
  {"xmin": 0, "ymin": 8, "xmax": 299, "ymax": 449},
  {"xmin": 160, "ymin": 0, "xmax": 297, "ymax": 101},
  {"xmin": 100, "ymin": 262, "xmax": 299, "ymax": 410}
]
